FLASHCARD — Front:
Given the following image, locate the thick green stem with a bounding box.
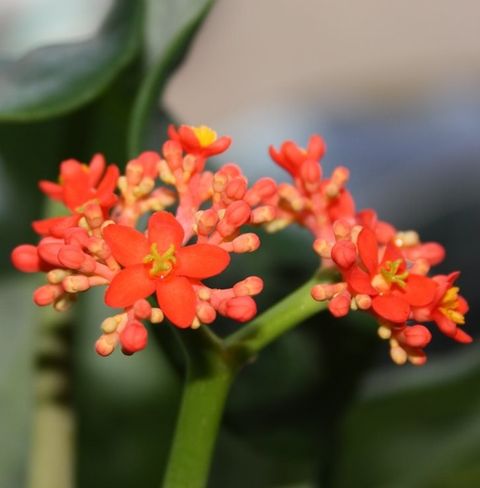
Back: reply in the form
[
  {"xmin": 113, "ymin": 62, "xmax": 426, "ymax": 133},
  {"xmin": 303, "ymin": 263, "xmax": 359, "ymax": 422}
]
[
  {"xmin": 161, "ymin": 328, "xmax": 235, "ymax": 488},
  {"xmin": 162, "ymin": 270, "xmax": 336, "ymax": 487},
  {"xmin": 225, "ymin": 269, "xmax": 336, "ymax": 362},
  {"xmin": 28, "ymin": 309, "xmax": 74, "ymax": 488}
]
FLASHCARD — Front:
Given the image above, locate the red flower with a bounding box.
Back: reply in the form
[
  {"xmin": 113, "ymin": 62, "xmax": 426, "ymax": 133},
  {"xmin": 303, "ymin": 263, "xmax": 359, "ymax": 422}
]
[
  {"xmin": 167, "ymin": 124, "xmax": 231, "ymax": 158},
  {"xmin": 34, "ymin": 155, "xmax": 119, "ymax": 235},
  {"xmin": 428, "ymin": 272, "xmax": 471, "ymax": 342},
  {"xmin": 347, "ymin": 228, "xmax": 437, "ymax": 323},
  {"xmin": 103, "ymin": 211, "xmax": 230, "ymax": 327}
]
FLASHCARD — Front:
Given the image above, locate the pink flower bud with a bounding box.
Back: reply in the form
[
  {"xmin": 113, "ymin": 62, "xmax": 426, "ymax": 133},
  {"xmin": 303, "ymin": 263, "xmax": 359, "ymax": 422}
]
[
  {"xmin": 225, "ymin": 177, "xmax": 247, "ymax": 200},
  {"xmin": 133, "ymin": 299, "xmax": 152, "ymax": 320},
  {"xmin": 224, "ymin": 296, "xmax": 257, "ymax": 322},
  {"xmin": 196, "ymin": 209, "xmax": 218, "ymax": 236},
  {"xmin": 333, "ymin": 219, "xmax": 352, "ymax": 239},
  {"xmin": 162, "ymin": 140, "xmax": 183, "ymax": 169},
  {"xmin": 232, "ymin": 233, "xmax": 260, "ymax": 253},
  {"xmin": 95, "ymin": 334, "xmax": 116, "ymax": 357},
  {"xmin": 217, "ymin": 201, "xmax": 251, "ymax": 237},
  {"xmin": 331, "ymin": 240, "xmax": 357, "ymax": 269},
  {"xmin": 300, "ymin": 159, "xmax": 321, "ymax": 185},
  {"xmin": 11, "ymin": 244, "xmax": 42, "ymax": 272},
  {"xmin": 37, "ymin": 241, "xmax": 63, "ymax": 267},
  {"xmin": 233, "ymin": 276, "xmax": 264, "ymax": 296},
  {"xmin": 57, "ymin": 245, "xmax": 86, "ymax": 269},
  {"xmin": 119, "ymin": 321, "xmax": 148, "ymax": 355},
  {"xmin": 400, "ymin": 325, "xmax": 432, "ymax": 348},
  {"xmin": 245, "ymin": 178, "xmax": 277, "ymax": 206},
  {"xmin": 33, "ymin": 284, "xmax": 62, "ymax": 306},
  {"xmin": 251, "ymin": 205, "xmax": 276, "ymax": 224},
  {"xmin": 196, "ymin": 302, "xmax": 216, "ymax": 324},
  {"xmin": 328, "ymin": 292, "xmax": 351, "ymax": 317}
]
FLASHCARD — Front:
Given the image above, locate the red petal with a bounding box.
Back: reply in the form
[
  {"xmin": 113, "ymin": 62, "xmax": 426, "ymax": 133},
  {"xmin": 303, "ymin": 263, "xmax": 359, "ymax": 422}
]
[
  {"xmin": 103, "ymin": 224, "xmax": 149, "ymax": 266},
  {"xmin": 156, "ymin": 276, "xmax": 196, "ymax": 328},
  {"xmin": 96, "ymin": 164, "xmax": 119, "ymax": 202},
  {"xmin": 87, "ymin": 154, "xmax": 106, "ymax": 187},
  {"xmin": 380, "ymin": 243, "xmax": 404, "ymax": 267},
  {"xmin": 403, "ymin": 274, "xmax": 437, "ymax": 307},
  {"xmin": 458, "ymin": 295, "xmax": 469, "ymax": 315},
  {"xmin": 307, "ymin": 134, "xmax": 326, "ymax": 160},
  {"xmin": 176, "ymin": 244, "xmax": 230, "ymax": 279},
  {"xmin": 432, "ymin": 310, "xmax": 456, "ymax": 337},
  {"xmin": 105, "ymin": 265, "xmax": 155, "ymax": 308},
  {"xmin": 38, "ymin": 180, "xmax": 63, "ymax": 201},
  {"xmin": 32, "ymin": 216, "xmax": 68, "ymax": 236},
  {"xmin": 148, "ymin": 211, "xmax": 184, "ymax": 252},
  {"xmin": 347, "ymin": 265, "xmax": 377, "ymax": 295},
  {"xmin": 453, "ymin": 328, "xmax": 473, "ymax": 344},
  {"xmin": 372, "ymin": 295, "xmax": 410, "ymax": 323},
  {"xmin": 357, "ymin": 228, "xmax": 378, "ymax": 275}
]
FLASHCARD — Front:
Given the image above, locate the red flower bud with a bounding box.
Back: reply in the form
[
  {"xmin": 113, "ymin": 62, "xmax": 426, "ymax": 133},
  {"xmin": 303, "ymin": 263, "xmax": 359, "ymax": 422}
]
[
  {"xmin": 119, "ymin": 321, "xmax": 148, "ymax": 355},
  {"xmin": 224, "ymin": 296, "xmax": 257, "ymax": 322},
  {"xmin": 11, "ymin": 244, "xmax": 41, "ymax": 272}
]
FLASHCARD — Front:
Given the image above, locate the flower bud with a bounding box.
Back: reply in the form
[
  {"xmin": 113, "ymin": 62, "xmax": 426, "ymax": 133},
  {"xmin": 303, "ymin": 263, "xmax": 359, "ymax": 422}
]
[
  {"xmin": 232, "ymin": 233, "xmax": 260, "ymax": 253},
  {"xmin": 328, "ymin": 292, "xmax": 351, "ymax": 317},
  {"xmin": 225, "ymin": 177, "xmax": 247, "ymax": 200},
  {"xmin": 133, "ymin": 299, "xmax": 152, "ymax": 320},
  {"xmin": 331, "ymin": 240, "xmax": 357, "ymax": 269},
  {"xmin": 400, "ymin": 325, "xmax": 432, "ymax": 348},
  {"xmin": 62, "ymin": 275, "xmax": 90, "ymax": 293},
  {"xmin": 251, "ymin": 205, "xmax": 276, "ymax": 224},
  {"xmin": 119, "ymin": 321, "xmax": 148, "ymax": 355},
  {"xmin": 196, "ymin": 302, "xmax": 216, "ymax": 324},
  {"xmin": 233, "ymin": 276, "xmax": 263, "ymax": 296},
  {"xmin": 11, "ymin": 244, "xmax": 42, "ymax": 272},
  {"xmin": 224, "ymin": 296, "xmax": 257, "ymax": 322},
  {"xmin": 33, "ymin": 284, "xmax": 62, "ymax": 306}
]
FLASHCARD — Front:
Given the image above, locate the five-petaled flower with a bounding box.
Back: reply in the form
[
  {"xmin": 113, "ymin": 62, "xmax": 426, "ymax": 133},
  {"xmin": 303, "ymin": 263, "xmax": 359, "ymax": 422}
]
[
  {"xmin": 103, "ymin": 211, "xmax": 230, "ymax": 327},
  {"xmin": 346, "ymin": 227, "xmax": 437, "ymax": 323}
]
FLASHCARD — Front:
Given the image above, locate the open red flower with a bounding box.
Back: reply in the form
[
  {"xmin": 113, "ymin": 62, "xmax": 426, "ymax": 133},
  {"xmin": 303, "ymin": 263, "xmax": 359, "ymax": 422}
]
[
  {"xmin": 103, "ymin": 211, "xmax": 230, "ymax": 327},
  {"xmin": 167, "ymin": 124, "xmax": 231, "ymax": 158},
  {"xmin": 347, "ymin": 228, "xmax": 437, "ymax": 323}
]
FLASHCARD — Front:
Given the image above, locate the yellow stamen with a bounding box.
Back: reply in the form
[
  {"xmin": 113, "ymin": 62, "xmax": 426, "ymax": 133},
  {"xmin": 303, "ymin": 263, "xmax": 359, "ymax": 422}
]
[
  {"xmin": 380, "ymin": 259, "xmax": 408, "ymax": 288},
  {"xmin": 191, "ymin": 125, "xmax": 217, "ymax": 147},
  {"xmin": 143, "ymin": 243, "xmax": 176, "ymax": 278},
  {"xmin": 439, "ymin": 287, "xmax": 465, "ymax": 324}
]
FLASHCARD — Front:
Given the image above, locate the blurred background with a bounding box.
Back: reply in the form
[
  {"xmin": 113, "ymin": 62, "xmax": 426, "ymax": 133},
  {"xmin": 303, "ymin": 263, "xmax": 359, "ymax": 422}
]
[{"xmin": 1, "ymin": 1, "xmax": 479, "ymax": 487}]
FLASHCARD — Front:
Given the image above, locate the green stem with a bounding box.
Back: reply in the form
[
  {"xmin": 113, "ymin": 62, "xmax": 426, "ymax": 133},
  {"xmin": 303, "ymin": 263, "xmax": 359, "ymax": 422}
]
[
  {"xmin": 28, "ymin": 309, "xmax": 74, "ymax": 488},
  {"xmin": 225, "ymin": 269, "xmax": 336, "ymax": 362},
  {"xmin": 162, "ymin": 328, "xmax": 235, "ymax": 488},
  {"xmin": 162, "ymin": 270, "xmax": 336, "ymax": 487}
]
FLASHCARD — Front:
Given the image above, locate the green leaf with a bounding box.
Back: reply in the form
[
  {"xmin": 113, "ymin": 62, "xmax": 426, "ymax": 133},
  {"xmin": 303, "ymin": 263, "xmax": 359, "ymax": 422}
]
[
  {"xmin": 0, "ymin": 0, "xmax": 144, "ymax": 122},
  {"xmin": 128, "ymin": 0, "xmax": 214, "ymax": 156},
  {"xmin": 333, "ymin": 347, "xmax": 480, "ymax": 488}
]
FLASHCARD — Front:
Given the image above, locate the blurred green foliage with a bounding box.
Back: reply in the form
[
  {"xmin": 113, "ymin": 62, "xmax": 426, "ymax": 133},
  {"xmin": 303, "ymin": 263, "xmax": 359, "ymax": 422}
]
[{"xmin": 0, "ymin": 1, "xmax": 478, "ymax": 487}]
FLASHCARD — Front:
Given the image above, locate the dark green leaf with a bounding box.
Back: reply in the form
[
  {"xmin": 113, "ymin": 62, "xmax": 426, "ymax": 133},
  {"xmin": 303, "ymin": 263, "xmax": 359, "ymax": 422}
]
[
  {"xmin": 0, "ymin": 0, "xmax": 143, "ymax": 122},
  {"xmin": 333, "ymin": 347, "xmax": 480, "ymax": 488},
  {"xmin": 128, "ymin": 0, "xmax": 214, "ymax": 156}
]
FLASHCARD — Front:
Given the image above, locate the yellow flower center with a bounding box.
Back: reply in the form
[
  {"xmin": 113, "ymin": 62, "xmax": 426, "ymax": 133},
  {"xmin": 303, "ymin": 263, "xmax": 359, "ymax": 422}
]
[
  {"xmin": 191, "ymin": 125, "xmax": 217, "ymax": 147},
  {"xmin": 439, "ymin": 286, "xmax": 464, "ymax": 324},
  {"xmin": 143, "ymin": 243, "xmax": 176, "ymax": 278},
  {"xmin": 380, "ymin": 260, "xmax": 408, "ymax": 288}
]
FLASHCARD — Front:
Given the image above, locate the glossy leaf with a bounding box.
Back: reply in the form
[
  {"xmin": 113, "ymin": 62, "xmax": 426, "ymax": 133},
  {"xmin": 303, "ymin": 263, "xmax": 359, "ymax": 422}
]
[
  {"xmin": 128, "ymin": 0, "xmax": 214, "ymax": 156},
  {"xmin": 0, "ymin": 0, "xmax": 143, "ymax": 121}
]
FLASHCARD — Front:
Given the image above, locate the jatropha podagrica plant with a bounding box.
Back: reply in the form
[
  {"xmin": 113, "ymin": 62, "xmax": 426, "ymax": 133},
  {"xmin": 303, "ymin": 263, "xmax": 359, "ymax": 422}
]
[{"xmin": 11, "ymin": 125, "xmax": 471, "ymax": 364}]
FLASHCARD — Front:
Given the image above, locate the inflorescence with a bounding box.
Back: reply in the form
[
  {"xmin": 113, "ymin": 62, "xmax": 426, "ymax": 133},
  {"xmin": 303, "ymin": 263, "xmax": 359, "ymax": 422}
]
[{"xmin": 11, "ymin": 125, "xmax": 471, "ymax": 364}]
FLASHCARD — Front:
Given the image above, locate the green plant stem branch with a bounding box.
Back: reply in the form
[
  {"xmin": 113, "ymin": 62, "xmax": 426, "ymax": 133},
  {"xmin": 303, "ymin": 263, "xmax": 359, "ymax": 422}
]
[
  {"xmin": 225, "ymin": 268, "xmax": 337, "ymax": 362},
  {"xmin": 28, "ymin": 308, "xmax": 74, "ymax": 488},
  {"xmin": 161, "ymin": 269, "xmax": 336, "ymax": 488}
]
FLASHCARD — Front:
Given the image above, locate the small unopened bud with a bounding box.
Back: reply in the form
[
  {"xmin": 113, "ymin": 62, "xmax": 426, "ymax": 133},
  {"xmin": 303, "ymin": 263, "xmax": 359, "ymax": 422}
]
[
  {"xmin": 355, "ymin": 294, "xmax": 372, "ymax": 310},
  {"xmin": 33, "ymin": 284, "xmax": 62, "ymax": 306},
  {"xmin": 225, "ymin": 177, "xmax": 247, "ymax": 200},
  {"xmin": 408, "ymin": 350, "xmax": 427, "ymax": 366},
  {"xmin": 62, "ymin": 275, "xmax": 90, "ymax": 293},
  {"xmin": 196, "ymin": 302, "xmax": 216, "ymax": 324},
  {"xmin": 101, "ymin": 316, "xmax": 120, "ymax": 334},
  {"xmin": 400, "ymin": 325, "xmax": 432, "ymax": 348},
  {"xmin": 251, "ymin": 205, "xmax": 276, "ymax": 224},
  {"xmin": 311, "ymin": 284, "xmax": 335, "ymax": 301},
  {"xmin": 37, "ymin": 242, "xmax": 63, "ymax": 267},
  {"xmin": 126, "ymin": 161, "xmax": 143, "ymax": 186},
  {"xmin": 233, "ymin": 276, "xmax": 263, "ymax": 296},
  {"xmin": 196, "ymin": 209, "xmax": 218, "ymax": 236},
  {"xmin": 245, "ymin": 178, "xmax": 277, "ymax": 205},
  {"xmin": 328, "ymin": 292, "xmax": 351, "ymax": 317},
  {"xmin": 95, "ymin": 333, "xmax": 117, "ymax": 356},
  {"xmin": 47, "ymin": 269, "xmax": 70, "ymax": 284},
  {"xmin": 390, "ymin": 342, "xmax": 408, "ymax": 365},
  {"xmin": 300, "ymin": 159, "xmax": 321, "ymax": 189},
  {"xmin": 120, "ymin": 320, "xmax": 148, "ymax": 355},
  {"xmin": 232, "ymin": 233, "xmax": 260, "ymax": 253},
  {"xmin": 83, "ymin": 203, "xmax": 103, "ymax": 229},
  {"xmin": 57, "ymin": 245, "xmax": 85, "ymax": 269},
  {"xmin": 150, "ymin": 308, "xmax": 164, "ymax": 324},
  {"xmin": 331, "ymin": 240, "xmax": 357, "ymax": 269},
  {"xmin": 133, "ymin": 299, "xmax": 152, "ymax": 320},
  {"xmin": 217, "ymin": 201, "xmax": 251, "ymax": 237},
  {"xmin": 162, "ymin": 140, "xmax": 183, "ymax": 169},
  {"xmin": 313, "ymin": 238, "xmax": 332, "ymax": 259},
  {"xmin": 11, "ymin": 244, "xmax": 42, "ymax": 272},
  {"xmin": 333, "ymin": 219, "xmax": 352, "ymax": 239},
  {"xmin": 377, "ymin": 324, "xmax": 392, "ymax": 339},
  {"xmin": 224, "ymin": 296, "xmax": 257, "ymax": 322}
]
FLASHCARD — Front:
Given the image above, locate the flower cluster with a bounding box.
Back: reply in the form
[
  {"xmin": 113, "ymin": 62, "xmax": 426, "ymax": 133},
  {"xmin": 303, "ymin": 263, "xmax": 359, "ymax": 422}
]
[
  {"xmin": 11, "ymin": 125, "xmax": 274, "ymax": 356},
  {"xmin": 268, "ymin": 136, "xmax": 471, "ymax": 365}
]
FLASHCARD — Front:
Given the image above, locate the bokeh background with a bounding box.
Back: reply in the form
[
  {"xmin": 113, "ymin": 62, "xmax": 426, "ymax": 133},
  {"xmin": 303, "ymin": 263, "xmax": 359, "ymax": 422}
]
[{"xmin": 1, "ymin": 1, "xmax": 479, "ymax": 487}]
